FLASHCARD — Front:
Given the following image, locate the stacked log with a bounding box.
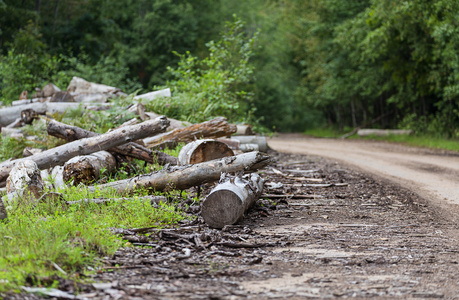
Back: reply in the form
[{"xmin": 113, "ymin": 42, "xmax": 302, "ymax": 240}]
[
  {"xmin": 0, "ymin": 117, "xmax": 170, "ymax": 186},
  {"xmin": 88, "ymin": 151, "xmax": 271, "ymax": 194},
  {"xmin": 201, "ymin": 173, "xmax": 264, "ymax": 229},
  {"xmin": 178, "ymin": 139, "xmax": 234, "ymax": 165},
  {"xmin": 144, "ymin": 117, "xmax": 237, "ymax": 149}
]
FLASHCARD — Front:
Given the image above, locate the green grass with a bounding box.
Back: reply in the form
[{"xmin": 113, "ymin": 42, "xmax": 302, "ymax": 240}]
[
  {"xmin": 303, "ymin": 127, "xmax": 350, "ymax": 138},
  {"xmin": 303, "ymin": 127, "xmax": 459, "ymax": 152},
  {"xmin": 0, "ymin": 185, "xmax": 187, "ymax": 292},
  {"xmin": 353, "ymin": 134, "xmax": 459, "ymax": 152}
]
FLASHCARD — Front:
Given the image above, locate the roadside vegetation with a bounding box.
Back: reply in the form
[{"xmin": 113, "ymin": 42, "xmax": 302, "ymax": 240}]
[
  {"xmin": 304, "ymin": 128, "xmax": 459, "ymax": 153},
  {"xmin": 1, "ymin": 0, "xmax": 458, "ymax": 293}
]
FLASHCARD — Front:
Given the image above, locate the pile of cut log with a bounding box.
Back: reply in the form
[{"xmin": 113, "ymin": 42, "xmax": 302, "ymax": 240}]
[{"xmin": 0, "ymin": 77, "xmax": 271, "ymax": 228}]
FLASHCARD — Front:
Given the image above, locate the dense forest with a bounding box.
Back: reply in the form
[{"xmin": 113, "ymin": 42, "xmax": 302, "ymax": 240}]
[{"xmin": 0, "ymin": 0, "xmax": 458, "ymax": 137}]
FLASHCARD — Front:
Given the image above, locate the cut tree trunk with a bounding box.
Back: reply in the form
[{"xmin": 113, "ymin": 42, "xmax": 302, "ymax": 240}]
[
  {"xmin": 67, "ymin": 76, "xmax": 122, "ymax": 95},
  {"xmin": 178, "ymin": 139, "xmax": 234, "ymax": 165},
  {"xmin": 145, "ymin": 112, "xmax": 191, "ymax": 131},
  {"xmin": 144, "ymin": 117, "xmax": 237, "ymax": 149},
  {"xmin": 11, "ymin": 98, "xmax": 49, "ymax": 106},
  {"xmin": 6, "ymin": 160, "xmax": 44, "ymax": 202},
  {"xmin": 201, "ymin": 173, "xmax": 264, "ymax": 229},
  {"xmin": 357, "ymin": 129, "xmax": 413, "ymax": 136},
  {"xmin": 41, "ymin": 166, "xmax": 65, "ymax": 189},
  {"xmin": 234, "ymin": 124, "xmax": 253, "ymax": 136},
  {"xmin": 66, "ymin": 195, "xmax": 167, "ymax": 206},
  {"xmin": 63, "ymin": 151, "xmax": 117, "ymax": 185},
  {"xmin": 47, "ymin": 119, "xmax": 177, "ymax": 165},
  {"xmin": 88, "ymin": 151, "xmax": 271, "ymax": 194},
  {"xmin": 231, "ymin": 136, "xmax": 269, "ymax": 152},
  {"xmin": 0, "ymin": 102, "xmax": 109, "ymax": 126},
  {"xmin": 0, "ymin": 117, "xmax": 170, "ymax": 186},
  {"xmin": 133, "ymin": 88, "xmax": 171, "ymax": 101}
]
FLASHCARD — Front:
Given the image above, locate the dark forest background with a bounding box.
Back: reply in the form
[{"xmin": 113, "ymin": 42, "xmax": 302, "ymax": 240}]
[{"xmin": 1, "ymin": 0, "xmax": 458, "ymax": 137}]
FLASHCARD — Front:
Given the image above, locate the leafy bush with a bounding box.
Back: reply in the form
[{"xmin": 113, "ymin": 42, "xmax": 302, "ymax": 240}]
[{"xmin": 147, "ymin": 17, "xmax": 261, "ymax": 128}]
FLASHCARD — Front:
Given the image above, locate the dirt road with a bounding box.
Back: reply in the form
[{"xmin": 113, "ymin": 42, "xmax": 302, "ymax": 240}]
[{"xmin": 269, "ymin": 134, "xmax": 459, "ymax": 222}]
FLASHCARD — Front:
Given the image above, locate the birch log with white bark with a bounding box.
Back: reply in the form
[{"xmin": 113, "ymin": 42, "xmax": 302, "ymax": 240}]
[
  {"xmin": 201, "ymin": 173, "xmax": 264, "ymax": 228},
  {"xmin": 88, "ymin": 151, "xmax": 271, "ymax": 194},
  {"xmin": 0, "ymin": 102, "xmax": 108, "ymax": 126},
  {"xmin": 63, "ymin": 151, "xmax": 117, "ymax": 185},
  {"xmin": 6, "ymin": 160, "xmax": 44, "ymax": 202},
  {"xmin": 0, "ymin": 117, "xmax": 170, "ymax": 186},
  {"xmin": 231, "ymin": 136, "xmax": 269, "ymax": 152},
  {"xmin": 178, "ymin": 139, "xmax": 234, "ymax": 165},
  {"xmin": 144, "ymin": 117, "xmax": 237, "ymax": 149},
  {"xmin": 47, "ymin": 120, "xmax": 177, "ymax": 165}
]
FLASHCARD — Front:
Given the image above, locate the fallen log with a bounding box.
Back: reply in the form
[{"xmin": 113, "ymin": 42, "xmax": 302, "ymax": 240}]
[
  {"xmin": 145, "ymin": 112, "xmax": 191, "ymax": 130},
  {"xmin": 66, "ymin": 195, "xmax": 167, "ymax": 206},
  {"xmin": 231, "ymin": 136, "xmax": 269, "ymax": 152},
  {"xmin": 47, "ymin": 120, "xmax": 177, "ymax": 165},
  {"xmin": 67, "ymin": 76, "xmax": 122, "ymax": 95},
  {"xmin": 357, "ymin": 129, "xmax": 413, "ymax": 137},
  {"xmin": 202, "ymin": 173, "xmax": 264, "ymax": 229},
  {"xmin": 63, "ymin": 151, "xmax": 117, "ymax": 185},
  {"xmin": 6, "ymin": 160, "xmax": 44, "ymax": 202},
  {"xmin": 88, "ymin": 151, "xmax": 271, "ymax": 194},
  {"xmin": 144, "ymin": 117, "xmax": 237, "ymax": 149},
  {"xmin": 0, "ymin": 102, "xmax": 108, "ymax": 126},
  {"xmin": 133, "ymin": 88, "xmax": 171, "ymax": 101},
  {"xmin": 178, "ymin": 139, "xmax": 234, "ymax": 165},
  {"xmin": 235, "ymin": 124, "xmax": 253, "ymax": 136},
  {"xmin": 11, "ymin": 98, "xmax": 49, "ymax": 106},
  {"xmin": 41, "ymin": 166, "xmax": 65, "ymax": 189},
  {"xmin": 1, "ymin": 127, "xmax": 23, "ymax": 138},
  {"xmin": 0, "ymin": 117, "xmax": 170, "ymax": 186}
]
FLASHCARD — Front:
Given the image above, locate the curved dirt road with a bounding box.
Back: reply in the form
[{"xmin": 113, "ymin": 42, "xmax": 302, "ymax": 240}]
[{"xmin": 269, "ymin": 134, "xmax": 459, "ymax": 220}]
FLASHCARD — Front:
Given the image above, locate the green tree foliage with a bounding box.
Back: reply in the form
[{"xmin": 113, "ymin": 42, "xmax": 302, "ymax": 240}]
[
  {"xmin": 149, "ymin": 17, "xmax": 259, "ymax": 127},
  {"xmin": 290, "ymin": 0, "xmax": 459, "ymax": 137},
  {"xmin": 1, "ymin": 0, "xmax": 457, "ymax": 136}
]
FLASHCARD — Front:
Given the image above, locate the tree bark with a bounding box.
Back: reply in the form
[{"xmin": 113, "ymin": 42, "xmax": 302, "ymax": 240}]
[
  {"xmin": 88, "ymin": 151, "xmax": 271, "ymax": 194},
  {"xmin": 0, "ymin": 102, "xmax": 109, "ymax": 126},
  {"xmin": 66, "ymin": 195, "xmax": 167, "ymax": 206},
  {"xmin": 6, "ymin": 160, "xmax": 44, "ymax": 203},
  {"xmin": 0, "ymin": 117, "xmax": 170, "ymax": 186},
  {"xmin": 0, "ymin": 198, "xmax": 7, "ymax": 220},
  {"xmin": 144, "ymin": 117, "xmax": 237, "ymax": 149},
  {"xmin": 63, "ymin": 151, "xmax": 117, "ymax": 185},
  {"xmin": 234, "ymin": 124, "xmax": 253, "ymax": 136},
  {"xmin": 47, "ymin": 119, "xmax": 177, "ymax": 165},
  {"xmin": 230, "ymin": 136, "xmax": 269, "ymax": 152},
  {"xmin": 201, "ymin": 173, "xmax": 264, "ymax": 229},
  {"xmin": 178, "ymin": 139, "xmax": 234, "ymax": 165}
]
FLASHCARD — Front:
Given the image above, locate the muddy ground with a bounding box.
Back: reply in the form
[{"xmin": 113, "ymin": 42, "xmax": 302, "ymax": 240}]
[{"xmin": 5, "ymin": 150, "xmax": 459, "ymax": 299}]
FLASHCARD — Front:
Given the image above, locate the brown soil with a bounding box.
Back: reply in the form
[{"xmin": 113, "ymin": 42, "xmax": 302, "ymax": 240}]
[{"xmin": 4, "ymin": 141, "xmax": 459, "ymax": 299}]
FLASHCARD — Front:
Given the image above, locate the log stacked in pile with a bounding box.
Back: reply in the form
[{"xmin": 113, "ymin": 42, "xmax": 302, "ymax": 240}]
[{"xmin": 0, "ymin": 77, "xmax": 271, "ymax": 228}]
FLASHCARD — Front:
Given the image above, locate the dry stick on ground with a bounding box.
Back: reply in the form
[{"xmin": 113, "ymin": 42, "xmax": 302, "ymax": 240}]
[
  {"xmin": 144, "ymin": 117, "xmax": 237, "ymax": 149},
  {"xmin": 0, "ymin": 117, "xmax": 170, "ymax": 186},
  {"xmin": 88, "ymin": 151, "xmax": 271, "ymax": 194},
  {"xmin": 47, "ymin": 119, "xmax": 177, "ymax": 165},
  {"xmin": 201, "ymin": 173, "xmax": 264, "ymax": 229}
]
